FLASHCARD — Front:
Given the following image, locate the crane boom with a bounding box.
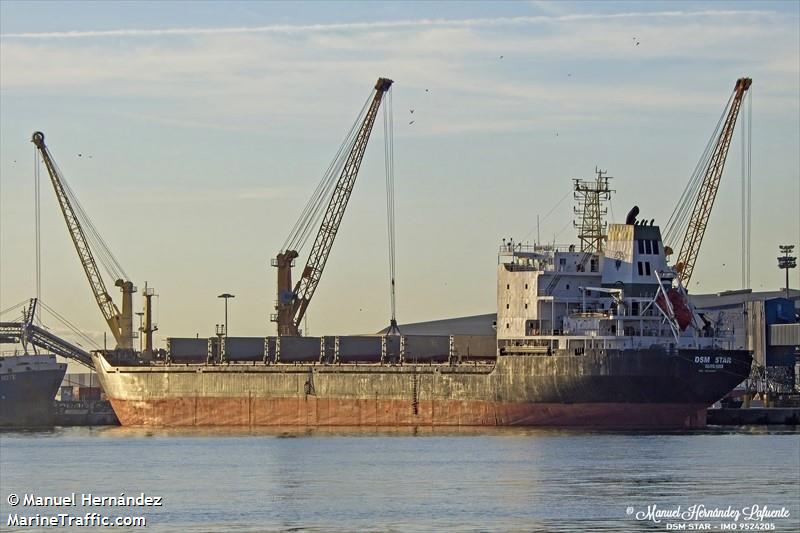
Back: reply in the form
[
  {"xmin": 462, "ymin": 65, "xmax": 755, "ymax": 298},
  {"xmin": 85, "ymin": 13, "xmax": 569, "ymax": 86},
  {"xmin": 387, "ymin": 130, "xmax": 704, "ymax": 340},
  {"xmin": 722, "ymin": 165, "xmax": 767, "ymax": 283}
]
[
  {"xmin": 675, "ymin": 77, "xmax": 751, "ymax": 285},
  {"xmin": 31, "ymin": 131, "xmax": 135, "ymax": 350},
  {"xmin": 273, "ymin": 77, "xmax": 393, "ymax": 336}
]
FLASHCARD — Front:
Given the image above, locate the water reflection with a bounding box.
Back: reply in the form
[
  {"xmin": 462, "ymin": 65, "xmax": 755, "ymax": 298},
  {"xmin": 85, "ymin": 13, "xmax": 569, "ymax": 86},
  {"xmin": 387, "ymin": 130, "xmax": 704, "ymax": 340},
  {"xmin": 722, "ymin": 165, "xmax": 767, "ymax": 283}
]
[
  {"xmin": 41, "ymin": 424, "xmax": 800, "ymax": 439},
  {"xmin": 1, "ymin": 426, "xmax": 798, "ymax": 532}
]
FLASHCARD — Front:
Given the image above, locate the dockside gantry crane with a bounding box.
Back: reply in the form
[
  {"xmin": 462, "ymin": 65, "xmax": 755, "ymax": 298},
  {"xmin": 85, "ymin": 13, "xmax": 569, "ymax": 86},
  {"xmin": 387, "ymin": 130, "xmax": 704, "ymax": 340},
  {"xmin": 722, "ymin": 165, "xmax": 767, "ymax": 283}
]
[
  {"xmin": 272, "ymin": 77, "xmax": 393, "ymax": 336},
  {"xmin": 32, "ymin": 131, "xmax": 137, "ymax": 351},
  {"xmin": 671, "ymin": 77, "xmax": 752, "ymax": 286}
]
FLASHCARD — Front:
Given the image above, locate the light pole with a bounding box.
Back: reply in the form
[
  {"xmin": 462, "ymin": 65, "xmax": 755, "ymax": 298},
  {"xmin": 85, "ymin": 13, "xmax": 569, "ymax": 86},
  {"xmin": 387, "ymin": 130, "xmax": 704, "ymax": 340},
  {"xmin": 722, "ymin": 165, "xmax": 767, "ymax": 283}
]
[
  {"xmin": 217, "ymin": 293, "xmax": 235, "ymax": 336},
  {"xmin": 778, "ymin": 245, "xmax": 796, "ymax": 299}
]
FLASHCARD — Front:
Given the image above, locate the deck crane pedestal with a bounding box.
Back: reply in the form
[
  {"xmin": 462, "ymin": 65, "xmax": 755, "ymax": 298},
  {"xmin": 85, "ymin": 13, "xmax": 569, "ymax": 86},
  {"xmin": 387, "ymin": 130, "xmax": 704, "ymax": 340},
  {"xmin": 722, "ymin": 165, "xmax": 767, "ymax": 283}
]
[
  {"xmin": 272, "ymin": 77, "xmax": 393, "ymax": 336},
  {"xmin": 32, "ymin": 131, "xmax": 137, "ymax": 353}
]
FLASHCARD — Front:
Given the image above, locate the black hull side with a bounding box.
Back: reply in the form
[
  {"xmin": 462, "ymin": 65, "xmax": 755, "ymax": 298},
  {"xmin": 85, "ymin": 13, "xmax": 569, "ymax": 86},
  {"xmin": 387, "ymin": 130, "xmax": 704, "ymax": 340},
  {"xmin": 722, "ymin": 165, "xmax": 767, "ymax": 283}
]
[
  {"xmin": 0, "ymin": 366, "xmax": 66, "ymax": 427},
  {"xmin": 520, "ymin": 347, "xmax": 752, "ymax": 405}
]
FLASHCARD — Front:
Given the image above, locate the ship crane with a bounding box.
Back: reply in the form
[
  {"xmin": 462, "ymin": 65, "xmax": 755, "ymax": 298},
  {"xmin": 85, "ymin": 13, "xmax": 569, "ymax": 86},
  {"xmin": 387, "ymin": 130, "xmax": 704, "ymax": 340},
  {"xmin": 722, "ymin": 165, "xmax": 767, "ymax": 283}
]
[
  {"xmin": 31, "ymin": 132, "xmax": 137, "ymax": 352},
  {"xmin": 665, "ymin": 77, "xmax": 752, "ymax": 286},
  {"xmin": 272, "ymin": 78, "xmax": 394, "ymax": 336}
]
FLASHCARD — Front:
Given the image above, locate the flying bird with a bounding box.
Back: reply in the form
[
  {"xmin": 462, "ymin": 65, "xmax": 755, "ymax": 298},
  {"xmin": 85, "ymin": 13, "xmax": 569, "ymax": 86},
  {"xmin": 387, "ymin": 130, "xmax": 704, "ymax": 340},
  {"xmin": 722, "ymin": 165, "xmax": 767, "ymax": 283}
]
[
  {"xmin": 425, "ymin": 89, "xmax": 429, "ymax": 93},
  {"xmin": 77, "ymin": 153, "xmax": 82, "ymax": 157},
  {"xmin": 408, "ymin": 120, "xmax": 415, "ymax": 125},
  {"xmin": 410, "ymin": 109, "xmax": 414, "ymax": 114},
  {"xmin": 499, "ymin": 55, "xmax": 504, "ymax": 59}
]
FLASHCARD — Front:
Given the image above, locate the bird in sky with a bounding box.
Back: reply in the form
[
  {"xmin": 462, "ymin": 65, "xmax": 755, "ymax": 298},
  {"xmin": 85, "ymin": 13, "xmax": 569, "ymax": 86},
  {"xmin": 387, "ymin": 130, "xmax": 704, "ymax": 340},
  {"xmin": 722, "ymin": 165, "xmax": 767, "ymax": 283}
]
[
  {"xmin": 77, "ymin": 153, "xmax": 82, "ymax": 157},
  {"xmin": 409, "ymin": 120, "xmax": 415, "ymax": 125},
  {"xmin": 410, "ymin": 109, "xmax": 414, "ymax": 114},
  {"xmin": 499, "ymin": 55, "xmax": 504, "ymax": 59},
  {"xmin": 425, "ymin": 89, "xmax": 429, "ymax": 93}
]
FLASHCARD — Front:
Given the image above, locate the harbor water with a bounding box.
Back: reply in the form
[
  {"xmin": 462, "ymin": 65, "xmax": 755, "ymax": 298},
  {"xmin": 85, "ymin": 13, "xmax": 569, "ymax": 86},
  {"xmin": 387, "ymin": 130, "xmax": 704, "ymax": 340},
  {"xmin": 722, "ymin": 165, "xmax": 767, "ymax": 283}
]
[{"xmin": 1, "ymin": 426, "xmax": 798, "ymax": 532}]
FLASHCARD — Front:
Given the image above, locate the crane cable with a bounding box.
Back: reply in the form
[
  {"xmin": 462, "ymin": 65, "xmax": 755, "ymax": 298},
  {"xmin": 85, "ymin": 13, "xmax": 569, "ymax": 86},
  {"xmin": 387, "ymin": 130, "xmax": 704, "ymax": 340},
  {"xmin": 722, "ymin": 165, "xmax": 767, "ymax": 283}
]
[
  {"xmin": 383, "ymin": 87, "xmax": 398, "ymax": 326},
  {"xmin": 34, "ymin": 144, "xmax": 42, "ymax": 324},
  {"xmin": 282, "ymin": 90, "xmax": 375, "ymax": 253},
  {"xmin": 37, "ymin": 299, "xmax": 100, "ymax": 349},
  {"xmin": 56, "ymin": 162, "xmax": 129, "ymax": 282},
  {"xmin": 741, "ymin": 88, "xmax": 752, "ymax": 289},
  {"xmin": 37, "ymin": 147, "xmax": 130, "ymax": 284},
  {"xmin": 0, "ymin": 298, "xmax": 30, "ymax": 318},
  {"xmin": 663, "ymin": 90, "xmax": 735, "ymax": 250}
]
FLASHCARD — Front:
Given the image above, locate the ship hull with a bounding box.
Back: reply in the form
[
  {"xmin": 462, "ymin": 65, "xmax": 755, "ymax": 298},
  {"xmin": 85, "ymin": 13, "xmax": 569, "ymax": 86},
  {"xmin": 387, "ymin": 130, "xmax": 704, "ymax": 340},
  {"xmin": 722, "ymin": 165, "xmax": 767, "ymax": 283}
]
[
  {"xmin": 108, "ymin": 397, "xmax": 708, "ymax": 428},
  {"xmin": 94, "ymin": 346, "xmax": 751, "ymax": 429},
  {"xmin": 0, "ymin": 355, "xmax": 67, "ymax": 427}
]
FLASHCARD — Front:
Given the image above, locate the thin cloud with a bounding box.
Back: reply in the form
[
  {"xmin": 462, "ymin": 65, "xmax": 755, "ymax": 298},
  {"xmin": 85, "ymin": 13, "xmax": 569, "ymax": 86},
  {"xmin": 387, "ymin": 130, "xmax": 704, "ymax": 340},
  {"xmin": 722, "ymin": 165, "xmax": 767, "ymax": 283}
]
[{"xmin": 0, "ymin": 10, "xmax": 776, "ymax": 39}]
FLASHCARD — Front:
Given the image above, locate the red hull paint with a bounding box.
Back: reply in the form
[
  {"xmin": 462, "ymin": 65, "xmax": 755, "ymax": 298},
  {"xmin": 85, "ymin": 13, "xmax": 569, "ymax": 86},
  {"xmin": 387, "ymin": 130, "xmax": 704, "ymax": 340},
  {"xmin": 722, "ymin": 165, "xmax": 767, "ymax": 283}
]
[{"xmin": 109, "ymin": 397, "xmax": 708, "ymax": 428}]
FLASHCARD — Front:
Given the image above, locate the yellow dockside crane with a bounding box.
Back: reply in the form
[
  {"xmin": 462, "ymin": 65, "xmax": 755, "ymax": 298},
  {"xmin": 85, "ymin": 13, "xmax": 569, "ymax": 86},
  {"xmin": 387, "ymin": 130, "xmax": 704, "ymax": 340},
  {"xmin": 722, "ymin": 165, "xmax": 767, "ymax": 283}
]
[
  {"xmin": 32, "ymin": 131, "xmax": 149, "ymax": 354},
  {"xmin": 666, "ymin": 77, "xmax": 752, "ymax": 286},
  {"xmin": 272, "ymin": 77, "xmax": 394, "ymax": 336},
  {"xmin": 675, "ymin": 78, "xmax": 753, "ymax": 287}
]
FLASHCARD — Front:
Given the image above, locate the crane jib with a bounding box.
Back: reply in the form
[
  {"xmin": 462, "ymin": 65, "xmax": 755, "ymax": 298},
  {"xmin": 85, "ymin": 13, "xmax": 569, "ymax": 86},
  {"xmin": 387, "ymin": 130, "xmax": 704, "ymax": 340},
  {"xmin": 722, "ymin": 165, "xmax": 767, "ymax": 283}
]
[
  {"xmin": 674, "ymin": 78, "xmax": 751, "ymax": 286},
  {"xmin": 272, "ymin": 78, "xmax": 393, "ymax": 336},
  {"xmin": 31, "ymin": 131, "xmax": 136, "ymax": 351}
]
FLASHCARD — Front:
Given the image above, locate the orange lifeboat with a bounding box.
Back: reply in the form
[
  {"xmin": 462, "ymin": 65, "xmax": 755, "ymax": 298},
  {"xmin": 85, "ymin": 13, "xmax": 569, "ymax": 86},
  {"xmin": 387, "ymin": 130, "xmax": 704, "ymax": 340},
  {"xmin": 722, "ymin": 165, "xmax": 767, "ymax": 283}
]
[{"xmin": 656, "ymin": 288, "xmax": 692, "ymax": 331}]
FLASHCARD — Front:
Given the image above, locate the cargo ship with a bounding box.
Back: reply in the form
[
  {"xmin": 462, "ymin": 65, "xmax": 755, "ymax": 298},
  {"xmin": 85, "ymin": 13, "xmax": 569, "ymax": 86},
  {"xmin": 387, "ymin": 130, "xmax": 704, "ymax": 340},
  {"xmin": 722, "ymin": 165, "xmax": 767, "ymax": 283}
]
[
  {"xmin": 0, "ymin": 354, "xmax": 67, "ymax": 427},
  {"xmin": 91, "ymin": 175, "xmax": 752, "ymax": 428}
]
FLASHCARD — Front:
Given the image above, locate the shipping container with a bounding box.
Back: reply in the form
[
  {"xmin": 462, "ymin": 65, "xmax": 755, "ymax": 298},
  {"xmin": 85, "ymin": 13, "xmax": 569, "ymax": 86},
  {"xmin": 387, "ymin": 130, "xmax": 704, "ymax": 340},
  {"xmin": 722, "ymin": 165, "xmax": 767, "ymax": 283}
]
[
  {"xmin": 76, "ymin": 386, "xmax": 101, "ymax": 401},
  {"xmin": 764, "ymin": 298, "xmax": 796, "ymax": 325},
  {"xmin": 766, "ymin": 323, "xmax": 800, "ymax": 367},
  {"xmin": 770, "ymin": 323, "xmax": 800, "ymax": 346}
]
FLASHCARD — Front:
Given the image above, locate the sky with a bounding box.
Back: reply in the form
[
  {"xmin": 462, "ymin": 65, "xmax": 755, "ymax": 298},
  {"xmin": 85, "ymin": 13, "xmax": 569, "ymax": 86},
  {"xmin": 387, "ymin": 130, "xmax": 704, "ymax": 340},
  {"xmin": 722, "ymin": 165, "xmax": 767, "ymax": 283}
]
[{"xmin": 0, "ymin": 0, "xmax": 798, "ymax": 356}]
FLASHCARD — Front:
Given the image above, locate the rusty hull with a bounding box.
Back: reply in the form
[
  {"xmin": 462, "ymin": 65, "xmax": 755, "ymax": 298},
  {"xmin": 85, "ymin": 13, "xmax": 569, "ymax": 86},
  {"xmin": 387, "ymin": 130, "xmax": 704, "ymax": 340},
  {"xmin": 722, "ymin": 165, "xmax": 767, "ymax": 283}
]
[{"xmin": 92, "ymin": 348, "xmax": 750, "ymax": 429}]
